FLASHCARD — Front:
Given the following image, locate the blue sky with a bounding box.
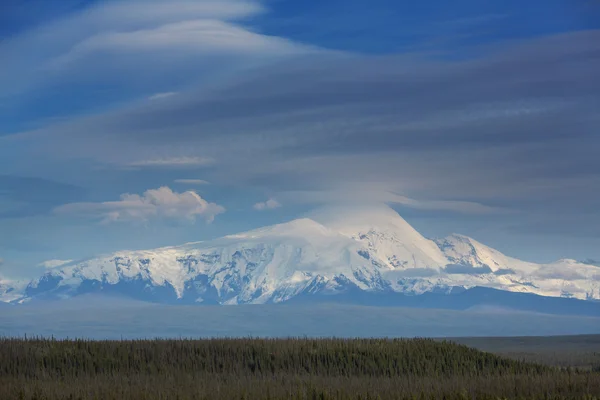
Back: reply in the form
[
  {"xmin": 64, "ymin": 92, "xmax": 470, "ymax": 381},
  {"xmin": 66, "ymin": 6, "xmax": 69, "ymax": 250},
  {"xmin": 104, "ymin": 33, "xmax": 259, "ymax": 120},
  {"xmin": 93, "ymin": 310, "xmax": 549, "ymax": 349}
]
[{"xmin": 1, "ymin": 0, "xmax": 600, "ymax": 277}]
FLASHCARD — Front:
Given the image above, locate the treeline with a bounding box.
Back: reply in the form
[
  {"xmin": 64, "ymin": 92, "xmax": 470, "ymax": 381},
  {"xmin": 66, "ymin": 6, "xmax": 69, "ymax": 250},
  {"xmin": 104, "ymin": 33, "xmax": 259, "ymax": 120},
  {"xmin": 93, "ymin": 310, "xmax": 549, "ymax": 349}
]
[
  {"xmin": 0, "ymin": 337, "xmax": 599, "ymax": 399},
  {"xmin": 451, "ymin": 336, "xmax": 600, "ymax": 370}
]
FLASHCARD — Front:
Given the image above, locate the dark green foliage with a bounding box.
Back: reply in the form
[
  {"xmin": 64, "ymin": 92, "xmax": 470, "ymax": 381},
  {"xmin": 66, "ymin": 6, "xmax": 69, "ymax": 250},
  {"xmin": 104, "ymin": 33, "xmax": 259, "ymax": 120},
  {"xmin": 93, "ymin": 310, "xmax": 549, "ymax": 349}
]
[
  {"xmin": 451, "ymin": 335, "xmax": 600, "ymax": 370},
  {"xmin": 0, "ymin": 337, "xmax": 599, "ymax": 399}
]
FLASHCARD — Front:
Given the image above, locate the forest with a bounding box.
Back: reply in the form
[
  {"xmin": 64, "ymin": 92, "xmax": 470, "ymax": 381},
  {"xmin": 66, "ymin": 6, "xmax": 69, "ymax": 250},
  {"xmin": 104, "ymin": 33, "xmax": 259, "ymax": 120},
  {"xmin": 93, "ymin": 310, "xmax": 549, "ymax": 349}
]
[{"xmin": 1, "ymin": 337, "xmax": 599, "ymax": 399}]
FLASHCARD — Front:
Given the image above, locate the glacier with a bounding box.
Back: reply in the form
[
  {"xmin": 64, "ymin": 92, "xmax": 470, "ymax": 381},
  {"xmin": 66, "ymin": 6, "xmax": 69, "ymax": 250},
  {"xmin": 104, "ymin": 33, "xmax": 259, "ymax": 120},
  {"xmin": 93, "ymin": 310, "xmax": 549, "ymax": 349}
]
[{"xmin": 2, "ymin": 206, "xmax": 599, "ymax": 309}]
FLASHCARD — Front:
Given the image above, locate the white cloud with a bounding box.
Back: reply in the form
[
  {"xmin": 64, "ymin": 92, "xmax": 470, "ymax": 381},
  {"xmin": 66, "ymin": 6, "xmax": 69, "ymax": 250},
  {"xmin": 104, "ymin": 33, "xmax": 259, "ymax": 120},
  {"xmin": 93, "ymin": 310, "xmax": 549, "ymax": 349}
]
[
  {"xmin": 1, "ymin": 0, "xmax": 315, "ymax": 99},
  {"xmin": 3, "ymin": 28, "xmax": 600, "ymax": 244},
  {"xmin": 384, "ymin": 193, "xmax": 509, "ymax": 215},
  {"xmin": 149, "ymin": 92, "xmax": 178, "ymax": 100},
  {"xmin": 12, "ymin": 30, "xmax": 598, "ymax": 213},
  {"xmin": 276, "ymin": 186, "xmax": 507, "ymax": 215},
  {"xmin": 174, "ymin": 179, "xmax": 210, "ymax": 185},
  {"xmin": 90, "ymin": 0, "xmax": 266, "ymax": 22},
  {"xmin": 253, "ymin": 198, "xmax": 281, "ymax": 211},
  {"xmin": 126, "ymin": 157, "xmax": 214, "ymax": 168},
  {"xmin": 37, "ymin": 260, "xmax": 73, "ymax": 270},
  {"xmin": 54, "ymin": 186, "xmax": 225, "ymax": 223},
  {"xmin": 48, "ymin": 19, "xmax": 306, "ymax": 69},
  {"xmin": 533, "ymin": 267, "xmax": 586, "ymax": 281}
]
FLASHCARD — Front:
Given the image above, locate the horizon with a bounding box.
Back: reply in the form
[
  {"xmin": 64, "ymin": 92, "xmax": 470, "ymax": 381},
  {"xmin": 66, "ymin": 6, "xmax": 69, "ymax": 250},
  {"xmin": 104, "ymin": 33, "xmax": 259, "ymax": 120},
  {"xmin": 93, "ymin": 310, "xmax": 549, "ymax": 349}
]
[{"xmin": 1, "ymin": 0, "xmax": 600, "ymax": 279}]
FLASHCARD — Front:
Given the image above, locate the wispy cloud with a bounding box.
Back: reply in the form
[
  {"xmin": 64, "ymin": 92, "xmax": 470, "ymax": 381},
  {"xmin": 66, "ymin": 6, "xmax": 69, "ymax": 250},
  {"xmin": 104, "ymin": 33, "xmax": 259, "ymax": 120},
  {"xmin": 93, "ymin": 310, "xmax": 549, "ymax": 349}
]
[
  {"xmin": 277, "ymin": 186, "xmax": 508, "ymax": 215},
  {"xmin": 37, "ymin": 259, "xmax": 73, "ymax": 270},
  {"xmin": 47, "ymin": 19, "xmax": 307, "ymax": 69},
  {"xmin": 0, "ymin": 175, "xmax": 85, "ymax": 218},
  {"xmin": 253, "ymin": 198, "xmax": 281, "ymax": 211},
  {"xmin": 534, "ymin": 268, "xmax": 587, "ymax": 281},
  {"xmin": 0, "ymin": 0, "xmax": 316, "ymax": 105},
  {"xmin": 125, "ymin": 157, "xmax": 214, "ymax": 169},
  {"xmin": 2, "ymin": 27, "xmax": 600, "ymax": 243},
  {"xmin": 54, "ymin": 186, "xmax": 225, "ymax": 224},
  {"xmin": 174, "ymin": 179, "xmax": 210, "ymax": 185},
  {"xmin": 385, "ymin": 193, "xmax": 509, "ymax": 215},
  {"xmin": 12, "ymin": 30, "xmax": 598, "ymax": 200},
  {"xmin": 149, "ymin": 92, "xmax": 178, "ymax": 101},
  {"xmin": 441, "ymin": 13, "xmax": 508, "ymax": 27}
]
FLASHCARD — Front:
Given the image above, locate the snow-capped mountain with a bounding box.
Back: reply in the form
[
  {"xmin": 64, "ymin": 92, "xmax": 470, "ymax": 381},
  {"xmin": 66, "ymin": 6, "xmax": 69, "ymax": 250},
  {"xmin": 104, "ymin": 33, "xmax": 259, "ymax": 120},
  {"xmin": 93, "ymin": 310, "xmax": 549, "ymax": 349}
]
[
  {"xmin": 3, "ymin": 207, "xmax": 600, "ymax": 308},
  {"xmin": 0, "ymin": 277, "xmax": 25, "ymax": 303}
]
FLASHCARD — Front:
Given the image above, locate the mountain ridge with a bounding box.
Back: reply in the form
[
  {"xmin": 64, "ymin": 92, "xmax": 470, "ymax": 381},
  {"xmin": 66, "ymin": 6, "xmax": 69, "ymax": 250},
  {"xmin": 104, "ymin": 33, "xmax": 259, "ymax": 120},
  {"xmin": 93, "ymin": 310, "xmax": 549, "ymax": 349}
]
[{"xmin": 2, "ymin": 206, "xmax": 599, "ymax": 310}]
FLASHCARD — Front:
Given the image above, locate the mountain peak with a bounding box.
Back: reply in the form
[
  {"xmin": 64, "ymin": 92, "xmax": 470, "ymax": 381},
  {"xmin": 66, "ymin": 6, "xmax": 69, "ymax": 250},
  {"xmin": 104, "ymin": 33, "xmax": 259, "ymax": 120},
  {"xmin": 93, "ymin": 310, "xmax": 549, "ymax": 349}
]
[
  {"xmin": 309, "ymin": 205, "xmax": 417, "ymax": 235},
  {"xmin": 309, "ymin": 205, "xmax": 448, "ymax": 269},
  {"xmin": 226, "ymin": 217, "xmax": 332, "ymax": 240}
]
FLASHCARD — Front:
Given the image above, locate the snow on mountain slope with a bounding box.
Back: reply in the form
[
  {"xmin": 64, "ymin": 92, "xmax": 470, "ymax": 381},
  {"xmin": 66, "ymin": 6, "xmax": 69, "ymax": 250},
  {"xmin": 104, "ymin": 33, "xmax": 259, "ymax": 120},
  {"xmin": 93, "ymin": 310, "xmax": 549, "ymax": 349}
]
[
  {"xmin": 311, "ymin": 206, "xmax": 448, "ymax": 270},
  {"xmin": 0, "ymin": 277, "xmax": 26, "ymax": 303},
  {"xmin": 435, "ymin": 234, "xmax": 600, "ymax": 300},
  {"xmin": 530, "ymin": 259, "xmax": 600, "ymax": 300},
  {"xmin": 435, "ymin": 234, "xmax": 539, "ymax": 274},
  {"xmin": 21, "ymin": 218, "xmax": 398, "ymax": 305},
  {"xmin": 6, "ymin": 207, "xmax": 600, "ymax": 305}
]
